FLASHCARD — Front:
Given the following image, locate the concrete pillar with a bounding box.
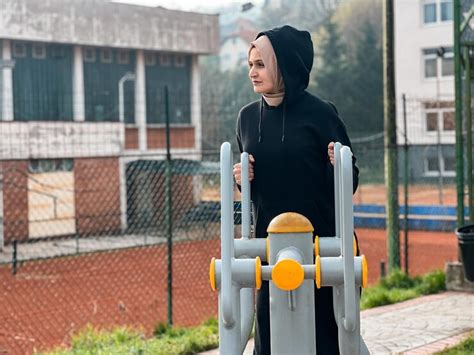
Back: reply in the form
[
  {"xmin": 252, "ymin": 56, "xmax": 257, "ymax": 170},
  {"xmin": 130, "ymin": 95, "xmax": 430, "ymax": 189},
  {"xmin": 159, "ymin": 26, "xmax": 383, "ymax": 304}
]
[
  {"xmin": 191, "ymin": 54, "xmax": 202, "ymax": 156},
  {"xmin": 73, "ymin": 45, "xmax": 85, "ymax": 121},
  {"xmin": 1, "ymin": 40, "xmax": 14, "ymax": 121},
  {"xmin": 135, "ymin": 50, "xmax": 147, "ymax": 152},
  {"xmin": 191, "ymin": 55, "xmax": 203, "ymax": 203}
]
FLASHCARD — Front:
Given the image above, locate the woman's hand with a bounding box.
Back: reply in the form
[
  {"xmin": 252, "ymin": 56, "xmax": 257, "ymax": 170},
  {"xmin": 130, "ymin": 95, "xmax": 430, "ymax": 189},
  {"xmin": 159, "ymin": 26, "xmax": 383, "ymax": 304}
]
[
  {"xmin": 233, "ymin": 154, "xmax": 255, "ymax": 185},
  {"xmin": 328, "ymin": 142, "xmax": 335, "ymax": 166}
]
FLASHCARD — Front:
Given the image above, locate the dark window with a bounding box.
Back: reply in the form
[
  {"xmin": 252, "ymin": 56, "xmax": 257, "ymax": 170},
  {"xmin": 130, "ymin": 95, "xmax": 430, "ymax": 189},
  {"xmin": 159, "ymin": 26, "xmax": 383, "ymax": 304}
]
[
  {"xmin": 101, "ymin": 49, "xmax": 113, "ymax": 63},
  {"xmin": 443, "ymin": 111, "xmax": 455, "ymax": 131},
  {"xmin": 12, "ymin": 42, "xmax": 26, "ymax": 58},
  {"xmin": 146, "ymin": 54, "xmax": 191, "ymax": 124},
  {"xmin": 441, "ymin": 0, "xmax": 453, "ymax": 21},
  {"xmin": 84, "ymin": 49, "xmax": 135, "ymax": 122},
  {"xmin": 84, "ymin": 47, "xmax": 96, "ymax": 62},
  {"xmin": 145, "ymin": 52, "xmax": 156, "ymax": 66},
  {"xmin": 444, "ymin": 156, "xmax": 455, "ymax": 171},
  {"xmin": 13, "ymin": 42, "xmax": 73, "ymax": 121},
  {"xmin": 29, "ymin": 159, "xmax": 74, "ymax": 173},
  {"xmin": 441, "ymin": 48, "xmax": 454, "ymax": 76},
  {"xmin": 118, "ymin": 50, "xmax": 130, "ymax": 64},
  {"xmin": 424, "ymin": 2, "xmax": 437, "ymax": 23},
  {"xmin": 426, "ymin": 112, "xmax": 438, "ymax": 131},
  {"xmin": 32, "ymin": 44, "xmax": 46, "ymax": 59},
  {"xmin": 427, "ymin": 157, "xmax": 440, "ymax": 172},
  {"xmin": 160, "ymin": 54, "xmax": 171, "ymax": 66}
]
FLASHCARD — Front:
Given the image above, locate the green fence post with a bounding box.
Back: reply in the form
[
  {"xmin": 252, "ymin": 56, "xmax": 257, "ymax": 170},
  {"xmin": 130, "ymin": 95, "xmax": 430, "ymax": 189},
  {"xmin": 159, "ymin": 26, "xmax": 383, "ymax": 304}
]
[
  {"xmin": 165, "ymin": 86, "xmax": 173, "ymax": 326},
  {"xmin": 454, "ymin": 0, "xmax": 465, "ymax": 229},
  {"xmin": 384, "ymin": 0, "xmax": 400, "ymax": 270}
]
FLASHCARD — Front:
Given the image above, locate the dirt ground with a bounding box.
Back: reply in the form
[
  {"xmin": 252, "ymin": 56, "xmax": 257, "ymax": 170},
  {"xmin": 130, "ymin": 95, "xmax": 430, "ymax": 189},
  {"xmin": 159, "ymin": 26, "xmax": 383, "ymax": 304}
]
[{"xmin": 203, "ymin": 183, "xmax": 462, "ymax": 206}]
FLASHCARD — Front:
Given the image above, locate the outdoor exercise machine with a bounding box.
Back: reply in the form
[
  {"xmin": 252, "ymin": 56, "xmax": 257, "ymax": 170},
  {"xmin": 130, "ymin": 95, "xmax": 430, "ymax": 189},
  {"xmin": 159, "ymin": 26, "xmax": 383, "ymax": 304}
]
[{"xmin": 209, "ymin": 142, "xmax": 370, "ymax": 354}]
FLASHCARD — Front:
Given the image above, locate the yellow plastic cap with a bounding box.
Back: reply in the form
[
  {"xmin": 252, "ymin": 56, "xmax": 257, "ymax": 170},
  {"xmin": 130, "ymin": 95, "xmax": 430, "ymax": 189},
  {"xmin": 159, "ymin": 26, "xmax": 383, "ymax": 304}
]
[
  {"xmin": 353, "ymin": 236, "xmax": 357, "ymax": 256},
  {"xmin": 267, "ymin": 213, "xmax": 314, "ymax": 234},
  {"xmin": 255, "ymin": 256, "xmax": 262, "ymax": 290},
  {"xmin": 209, "ymin": 257, "xmax": 216, "ymax": 291},
  {"xmin": 314, "ymin": 235, "xmax": 320, "ymax": 257},
  {"xmin": 272, "ymin": 258, "xmax": 304, "ymax": 291},
  {"xmin": 315, "ymin": 255, "xmax": 321, "ymax": 289},
  {"xmin": 361, "ymin": 255, "xmax": 368, "ymax": 288}
]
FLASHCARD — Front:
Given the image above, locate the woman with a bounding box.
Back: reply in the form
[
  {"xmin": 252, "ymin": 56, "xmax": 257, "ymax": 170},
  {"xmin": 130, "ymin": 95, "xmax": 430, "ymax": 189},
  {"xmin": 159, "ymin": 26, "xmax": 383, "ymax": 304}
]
[{"xmin": 233, "ymin": 25, "xmax": 359, "ymax": 354}]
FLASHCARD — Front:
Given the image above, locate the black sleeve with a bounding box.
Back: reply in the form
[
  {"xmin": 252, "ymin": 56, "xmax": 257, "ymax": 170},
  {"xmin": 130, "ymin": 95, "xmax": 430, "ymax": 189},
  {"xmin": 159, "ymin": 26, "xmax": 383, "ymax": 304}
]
[
  {"xmin": 236, "ymin": 111, "xmax": 243, "ymax": 154},
  {"xmin": 235, "ymin": 111, "xmax": 243, "ymax": 190},
  {"xmin": 326, "ymin": 102, "xmax": 359, "ymax": 193}
]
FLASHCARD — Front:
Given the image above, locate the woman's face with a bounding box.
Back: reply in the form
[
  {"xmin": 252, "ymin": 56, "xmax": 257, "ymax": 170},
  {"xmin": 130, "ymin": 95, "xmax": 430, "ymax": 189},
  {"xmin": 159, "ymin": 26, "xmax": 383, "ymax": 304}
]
[{"xmin": 248, "ymin": 47, "xmax": 274, "ymax": 94}]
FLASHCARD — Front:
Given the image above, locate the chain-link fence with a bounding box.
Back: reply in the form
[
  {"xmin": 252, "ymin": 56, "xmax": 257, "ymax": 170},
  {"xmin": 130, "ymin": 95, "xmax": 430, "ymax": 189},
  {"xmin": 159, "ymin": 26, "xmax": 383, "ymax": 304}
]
[{"xmin": 0, "ymin": 39, "xmax": 469, "ymax": 355}]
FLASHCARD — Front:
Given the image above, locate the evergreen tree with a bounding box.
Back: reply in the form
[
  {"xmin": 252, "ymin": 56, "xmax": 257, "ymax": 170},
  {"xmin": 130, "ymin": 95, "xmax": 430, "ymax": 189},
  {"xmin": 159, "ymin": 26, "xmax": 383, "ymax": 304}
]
[
  {"xmin": 311, "ymin": 17, "xmax": 353, "ymax": 124},
  {"xmin": 350, "ymin": 20, "xmax": 383, "ymax": 135}
]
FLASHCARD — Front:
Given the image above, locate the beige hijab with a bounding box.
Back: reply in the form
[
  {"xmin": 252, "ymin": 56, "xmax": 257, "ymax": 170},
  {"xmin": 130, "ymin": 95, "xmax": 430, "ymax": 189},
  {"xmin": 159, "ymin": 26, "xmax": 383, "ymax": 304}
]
[{"xmin": 249, "ymin": 35, "xmax": 285, "ymax": 107}]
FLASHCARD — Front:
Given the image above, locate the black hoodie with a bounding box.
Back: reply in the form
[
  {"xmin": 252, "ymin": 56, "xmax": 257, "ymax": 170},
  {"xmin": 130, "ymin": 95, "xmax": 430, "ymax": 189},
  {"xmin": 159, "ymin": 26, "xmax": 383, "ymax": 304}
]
[{"xmin": 236, "ymin": 25, "xmax": 359, "ymax": 241}]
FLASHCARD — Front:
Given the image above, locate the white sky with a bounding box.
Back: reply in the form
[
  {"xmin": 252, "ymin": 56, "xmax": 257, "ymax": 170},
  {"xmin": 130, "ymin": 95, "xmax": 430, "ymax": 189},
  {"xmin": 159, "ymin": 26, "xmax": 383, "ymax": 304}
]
[{"xmin": 111, "ymin": 0, "xmax": 263, "ymax": 12}]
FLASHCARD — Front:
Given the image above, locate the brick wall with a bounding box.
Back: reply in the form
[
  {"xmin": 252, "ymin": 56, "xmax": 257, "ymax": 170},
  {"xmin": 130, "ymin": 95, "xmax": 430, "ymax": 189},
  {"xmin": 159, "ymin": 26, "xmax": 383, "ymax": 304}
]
[
  {"xmin": 125, "ymin": 127, "xmax": 139, "ymax": 150},
  {"xmin": 126, "ymin": 126, "xmax": 196, "ymax": 150},
  {"xmin": 74, "ymin": 157, "xmax": 121, "ymax": 236},
  {"xmin": 2, "ymin": 160, "xmax": 29, "ymax": 243},
  {"xmin": 147, "ymin": 126, "xmax": 195, "ymax": 149}
]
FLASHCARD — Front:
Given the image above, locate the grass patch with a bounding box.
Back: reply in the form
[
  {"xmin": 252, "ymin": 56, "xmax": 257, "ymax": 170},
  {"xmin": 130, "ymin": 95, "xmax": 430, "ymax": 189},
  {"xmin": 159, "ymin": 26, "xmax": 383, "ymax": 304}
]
[
  {"xmin": 435, "ymin": 332, "xmax": 474, "ymax": 354},
  {"xmin": 41, "ymin": 318, "xmax": 218, "ymax": 355},
  {"xmin": 361, "ymin": 269, "xmax": 445, "ymax": 309}
]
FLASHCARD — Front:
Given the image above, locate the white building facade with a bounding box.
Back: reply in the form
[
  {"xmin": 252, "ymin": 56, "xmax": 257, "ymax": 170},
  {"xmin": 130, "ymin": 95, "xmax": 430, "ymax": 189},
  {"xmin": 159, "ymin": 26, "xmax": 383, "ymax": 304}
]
[{"xmin": 395, "ymin": 0, "xmax": 455, "ymax": 181}]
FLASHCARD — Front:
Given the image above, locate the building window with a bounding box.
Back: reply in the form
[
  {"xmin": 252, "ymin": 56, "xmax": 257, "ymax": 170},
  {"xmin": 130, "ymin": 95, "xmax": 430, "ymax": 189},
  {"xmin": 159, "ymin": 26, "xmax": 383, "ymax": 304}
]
[
  {"xmin": 29, "ymin": 159, "xmax": 74, "ymax": 174},
  {"xmin": 441, "ymin": 48, "xmax": 454, "ymax": 76},
  {"xmin": 423, "ymin": 1, "xmax": 437, "ymax": 23},
  {"xmin": 101, "ymin": 49, "xmax": 113, "ymax": 63},
  {"xmin": 32, "ymin": 44, "xmax": 46, "ymax": 59},
  {"xmin": 444, "ymin": 156, "xmax": 455, "ymax": 172},
  {"xmin": 174, "ymin": 54, "xmax": 186, "ymax": 68},
  {"xmin": 426, "ymin": 112, "xmax": 438, "ymax": 131},
  {"xmin": 426, "ymin": 156, "xmax": 440, "ymax": 172},
  {"xmin": 440, "ymin": 0, "xmax": 453, "ymax": 21},
  {"xmin": 424, "ymin": 102, "xmax": 455, "ymax": 132},
  {"xmin": 424, "ymin": 155, "xmax": 455, "ymax": 176},
  {"xmin": 423, "ymin": 49, "xmax": 437, "ymax": 78},
  {"xmin": 423, "ymin": 0, "xmax": 452, "ymax": 24},
  {"xmin": 51, "ymin": 46, "xmax": 66, "ymax": 59},
  {"xmin": 13, "ymin": 42, "xmax": 26, "ymax": 58},
  {"xmin": 160, "ymin": 53, "xmax": 171, "ymax": 66},
  {"xmin": 423, "ymin": 47, "xmax": 454, "ymax": 79},
  {"xmin": 145, "ymin": 52, "xmax": 156, "ymax": 66},
  {"xmin": 117, "ymin": 50, "xmax": 130, "ymax": 64},
  {"xmin": 84, "ymin": 47, "xmax": 96, "ymax": 62}
]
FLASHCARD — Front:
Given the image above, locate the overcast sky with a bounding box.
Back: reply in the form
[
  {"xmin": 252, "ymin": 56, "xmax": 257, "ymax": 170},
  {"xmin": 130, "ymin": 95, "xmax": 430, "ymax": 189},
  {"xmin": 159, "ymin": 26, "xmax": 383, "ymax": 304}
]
[{"xmin": 111, "ymin": 0, "xmax": 264, "ymax": 12}]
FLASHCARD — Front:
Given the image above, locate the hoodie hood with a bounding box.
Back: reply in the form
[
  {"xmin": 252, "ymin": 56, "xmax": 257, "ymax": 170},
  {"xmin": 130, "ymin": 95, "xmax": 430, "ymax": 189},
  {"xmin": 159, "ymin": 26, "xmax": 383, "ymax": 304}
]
[{"xmin": 256, "ymin": 25, "xmax": 314, "ymax": 105}]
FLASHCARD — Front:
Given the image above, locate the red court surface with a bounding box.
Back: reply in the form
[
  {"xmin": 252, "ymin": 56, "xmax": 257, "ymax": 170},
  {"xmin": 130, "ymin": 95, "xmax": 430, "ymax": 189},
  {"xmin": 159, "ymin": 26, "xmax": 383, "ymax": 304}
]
[{"xmin": 0, "ymin": 227, "xmax": 458, "ymax": 354}]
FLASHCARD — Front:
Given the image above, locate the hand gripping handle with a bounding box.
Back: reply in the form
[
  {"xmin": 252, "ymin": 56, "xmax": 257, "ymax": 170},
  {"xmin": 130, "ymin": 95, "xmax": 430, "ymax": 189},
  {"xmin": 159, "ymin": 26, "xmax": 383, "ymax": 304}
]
[{"xmin": 220, "ymin": 142, "xmax": 234, "ymax": 326}]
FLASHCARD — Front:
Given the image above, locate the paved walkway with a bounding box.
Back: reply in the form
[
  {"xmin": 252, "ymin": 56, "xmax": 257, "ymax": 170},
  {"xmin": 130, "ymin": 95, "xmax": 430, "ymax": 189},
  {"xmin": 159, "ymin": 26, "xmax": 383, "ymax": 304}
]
[{"xmin": 201, "ymin": 291, "xmax": 473, "ymax": 354}]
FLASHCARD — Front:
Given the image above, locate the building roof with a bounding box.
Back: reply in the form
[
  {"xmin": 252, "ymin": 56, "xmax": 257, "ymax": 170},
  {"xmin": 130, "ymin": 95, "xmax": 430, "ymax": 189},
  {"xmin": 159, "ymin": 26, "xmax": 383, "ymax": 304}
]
[{"xmin": 0, "ymin": 0, "xmax": 219, "ymax": 54}]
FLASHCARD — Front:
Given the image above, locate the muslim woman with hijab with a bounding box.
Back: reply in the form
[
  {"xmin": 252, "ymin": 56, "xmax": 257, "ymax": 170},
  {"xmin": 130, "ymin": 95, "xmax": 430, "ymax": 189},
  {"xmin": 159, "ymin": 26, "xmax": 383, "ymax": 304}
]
[{"xmin": 232, "ymin": 25, "xmax": 360, "ymax": 355}]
